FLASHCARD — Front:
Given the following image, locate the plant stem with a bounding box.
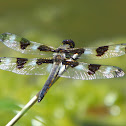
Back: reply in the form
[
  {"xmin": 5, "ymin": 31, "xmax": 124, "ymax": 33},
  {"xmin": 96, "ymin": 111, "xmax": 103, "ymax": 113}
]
[
  {"xmin": 6, "ymin": 75, "xmax": 61, "ymax": 126},
  {"xmin": 6, "ymin": 94, "xmax": 38, "ymax": 126}
]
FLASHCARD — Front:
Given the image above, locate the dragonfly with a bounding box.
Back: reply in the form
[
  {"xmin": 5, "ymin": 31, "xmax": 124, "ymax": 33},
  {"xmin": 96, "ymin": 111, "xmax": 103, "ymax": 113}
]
[{"xmin": 0, "ymin": 32, "xmax": 125, "ymax": 102}]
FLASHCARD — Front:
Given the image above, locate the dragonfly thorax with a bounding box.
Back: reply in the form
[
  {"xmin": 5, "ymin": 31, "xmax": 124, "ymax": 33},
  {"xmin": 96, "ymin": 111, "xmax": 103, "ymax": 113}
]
[{"xmin": 53, "ymin": 53, "xmax": 66, "ymax": 63}]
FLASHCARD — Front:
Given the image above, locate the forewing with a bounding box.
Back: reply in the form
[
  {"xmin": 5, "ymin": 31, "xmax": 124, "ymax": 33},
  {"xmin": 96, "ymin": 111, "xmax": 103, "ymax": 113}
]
[
  {"xmin": 0, "ymin": 57, "xmax": 53, "ymax": 75},
  {"xmin": 59, "ymin": 62, "xmax": 125, "ymax": 80},
  {"xmin": 0, "ymin": 32, "xmax": 55, "ymax": 55},
  {"xmin": 69, "ymin": 44, "xmax": 126, "ymax": 59}
]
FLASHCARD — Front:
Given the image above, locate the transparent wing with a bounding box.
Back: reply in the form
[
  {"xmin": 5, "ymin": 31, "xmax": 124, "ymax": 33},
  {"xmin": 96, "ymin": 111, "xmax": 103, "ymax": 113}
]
[
  {"xmin": 69, "ymin": 43, "xmax": 126, "ymax": 59},
  {"xmin": 59, "ymin": 62, "xmax": 125, "ymax": 80},
  {"xmin": 0, "ymin": 57, "xmax": 53, "ymax": 75},
  {"xmin": 0, "ymin": 32, "xmax": 56, "ymax": 55}
]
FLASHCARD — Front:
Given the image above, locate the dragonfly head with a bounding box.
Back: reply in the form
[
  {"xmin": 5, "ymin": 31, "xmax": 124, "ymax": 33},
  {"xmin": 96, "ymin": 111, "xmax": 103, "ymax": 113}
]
[{"xmin": 62, "ymin": 39, "xmax": 75, "ymax": 48}]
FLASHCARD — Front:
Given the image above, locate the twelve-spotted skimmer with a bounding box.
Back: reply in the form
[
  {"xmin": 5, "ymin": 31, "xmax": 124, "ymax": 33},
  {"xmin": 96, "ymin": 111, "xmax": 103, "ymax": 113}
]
[{"xmin": 0, "ymin": 33, "xmax": 125, "ymax": 102}]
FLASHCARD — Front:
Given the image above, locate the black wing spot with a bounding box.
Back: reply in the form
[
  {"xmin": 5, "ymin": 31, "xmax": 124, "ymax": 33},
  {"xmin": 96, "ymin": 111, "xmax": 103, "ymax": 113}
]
[
  {"xmin": 88, "ymin": 64, "xmax": 101, "ymax": 75},
  {"xmin": 69, "ymin": 48, "xmax": 85, "ymax": 54},
  {"xmin": 70, "ymin": 61, "xmax": 79, "ymax": 68},
  {"xmin": 62, "ymin": 60, "xmax": 79, "ymax": 68},
  {"xmin": 96, "ymin": 46, "xmax": 108, "ymax": 56},
  {"xmin": 38, "ymin": 45, "xmax": 54, "ymax": 52},
  {"xmin": 20, "ymin": 37, "xmax": 30, "ymax": 50},
  {"xmin": 36, "ymin": 58, "xmax": 53, "ymax": 65},
  {"xmin": 17, "ymin": 58, "xmax": 28, "ymax": 69}
]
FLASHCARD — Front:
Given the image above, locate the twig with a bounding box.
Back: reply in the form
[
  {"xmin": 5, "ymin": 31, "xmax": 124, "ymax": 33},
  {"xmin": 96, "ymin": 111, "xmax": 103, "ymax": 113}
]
[
  {"xmin": 6, "ymin": 70, "xmax": 64, "ymax": 125},
  {"xmin": 6, "ymin": 94, "xmax": 38, "ymax": 126}
]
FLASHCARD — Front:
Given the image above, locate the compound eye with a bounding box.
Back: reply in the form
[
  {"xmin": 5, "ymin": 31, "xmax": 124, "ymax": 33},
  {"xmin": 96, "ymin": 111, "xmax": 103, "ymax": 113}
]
[{"xmin": 62, "ymin": 39, "xmax": 75, "ymax": 48}]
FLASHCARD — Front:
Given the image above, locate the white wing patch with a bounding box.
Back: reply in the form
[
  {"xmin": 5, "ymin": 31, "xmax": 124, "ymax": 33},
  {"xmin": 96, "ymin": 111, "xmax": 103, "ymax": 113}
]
[
  {"xmin": 28, "ymin": 59, "xmax": 37, "ymax": 66},
  {"xmin": 84, "ymin": 49, "xmax": 93, "ymax": 55},
  {"xmin": 4, "ymin": 58, "xmax": 11, "ymax": 65},
  {"xmin": 104, "ymin": 67, "xmax": 112, "ymax": 74},
  {"xmin": 46, "ymin": 64, "xmax": 53, "ymax": 72},
  {"xmin": 9, "ymin": 34, "xmax": 16, "ymax": 43},
  {"xmin": 75, "ymin": 64, "xmax": 84, "ymax": 70}
]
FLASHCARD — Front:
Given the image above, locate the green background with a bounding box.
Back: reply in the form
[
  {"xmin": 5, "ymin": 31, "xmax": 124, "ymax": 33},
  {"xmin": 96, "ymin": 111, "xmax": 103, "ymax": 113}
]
[{"xmin": 0, "ymin": 0, "xmax": 126, "ymax": 126}]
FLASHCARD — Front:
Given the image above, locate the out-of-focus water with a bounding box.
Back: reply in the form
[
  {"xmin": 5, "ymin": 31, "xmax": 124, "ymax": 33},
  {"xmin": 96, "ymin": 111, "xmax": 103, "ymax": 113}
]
[{"xmin": 0, "ymin": 0, "xmax": 126, "ymax": 126}]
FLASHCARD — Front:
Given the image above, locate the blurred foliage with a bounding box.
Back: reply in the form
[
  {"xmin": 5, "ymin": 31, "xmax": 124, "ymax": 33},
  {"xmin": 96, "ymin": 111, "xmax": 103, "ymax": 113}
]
[{"xmin": 0, "ymin": 0, "xmax": 126, "ymax": 126}]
